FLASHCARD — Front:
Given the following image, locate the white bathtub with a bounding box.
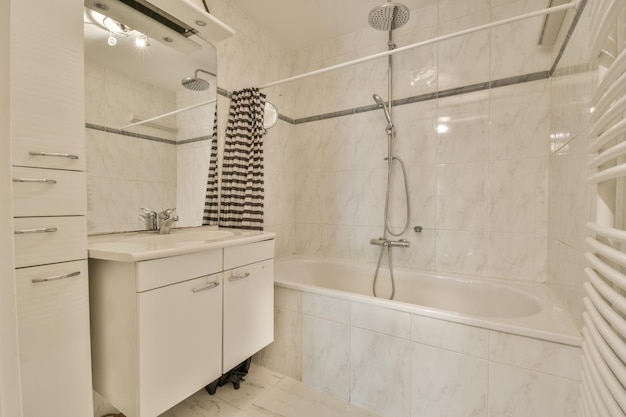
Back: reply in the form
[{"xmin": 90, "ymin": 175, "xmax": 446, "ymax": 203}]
[{"xmin": 275, "ymin": 256, "xmax": 581, "ymax": 346}]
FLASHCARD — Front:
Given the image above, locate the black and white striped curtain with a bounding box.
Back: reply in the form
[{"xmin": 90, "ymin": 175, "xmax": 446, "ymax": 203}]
[
  {"xmin": 203, "ymin": 88, "xmax": 266, "ymax": 230},
  {"xmin": 202, "ymin": 106, "xmax": 219, "ymax": 225}
]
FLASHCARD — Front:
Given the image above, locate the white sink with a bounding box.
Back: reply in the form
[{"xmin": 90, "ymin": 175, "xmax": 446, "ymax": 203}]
[
  {"xmin": 124, "ymin": 229, "xmax": 235, "ymax": 244},
  {"xmin": 88, "ymin": 227, "xmax": 275, "ymax": 262}
]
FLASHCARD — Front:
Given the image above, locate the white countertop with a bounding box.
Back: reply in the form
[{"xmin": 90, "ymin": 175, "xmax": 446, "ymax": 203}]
[{"xmin": 88, "ymin": 226, "xmax": 275, "ymax": 262}]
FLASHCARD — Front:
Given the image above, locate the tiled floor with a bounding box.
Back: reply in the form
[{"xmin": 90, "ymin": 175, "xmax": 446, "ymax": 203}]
[{"xmin": 158, "ymin": 365, "xmax": 381, "ymax": 417}]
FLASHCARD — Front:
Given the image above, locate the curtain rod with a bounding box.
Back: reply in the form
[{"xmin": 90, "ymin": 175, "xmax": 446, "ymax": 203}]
[
  {"xmin": 120, "ymin": 98, "xmax": 217, "ymax": 131},
  {"xmin": 258, "ymin": 0, "xmax": 580, "ymax": 90}
]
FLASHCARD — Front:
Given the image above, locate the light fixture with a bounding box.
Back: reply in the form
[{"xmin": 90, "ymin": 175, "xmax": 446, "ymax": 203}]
[
  {"xmin": 103, "ymin": 16, "xmax": 130, "ymax": 37},
  {"xmin": 107, "ymin": 31, "xmax": 117, "ymax": 46},
  {"xmin": 135, "ymin": 34, "xmax": 150, "ymax": 48},
  {"xmin": 84, "ymin": 0, "xmax": 204, "ymax": 54}
]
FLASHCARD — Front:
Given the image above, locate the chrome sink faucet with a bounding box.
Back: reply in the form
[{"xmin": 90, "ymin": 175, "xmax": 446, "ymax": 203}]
[
  {"xmin": 139, "ymin": 208, "xmax": 158, "ymax": 231},
  {"xmin": 158, "ymin": 208, "xmax": 179, "ymax": 234}
]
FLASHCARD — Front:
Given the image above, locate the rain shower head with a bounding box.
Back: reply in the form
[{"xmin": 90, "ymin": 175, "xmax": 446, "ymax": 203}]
[
  {"xmin": 373, "ymin": 94, "xmax": 393, "ymax": 126},
  {"xmin": 181, "ymin": 68, "xmax": 216, "ymax": 91},
  {"xmin": 368, "ymin": 3, "xmax": 410, "ymax": 31}
]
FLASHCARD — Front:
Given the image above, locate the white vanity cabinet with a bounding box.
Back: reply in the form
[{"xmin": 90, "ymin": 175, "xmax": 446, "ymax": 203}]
[
  {"xmin": 90, "ymin": 249, "xmax": 223, "ymax": 417},
  {"xmin": 89, "ymin": 237, "xmax": 275, "ymax": 417}
]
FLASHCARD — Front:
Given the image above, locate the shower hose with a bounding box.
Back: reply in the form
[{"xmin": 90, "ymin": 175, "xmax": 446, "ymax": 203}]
[{"xmin": 373, "ymin": 156, "xmax": 410, "ymax": 300}]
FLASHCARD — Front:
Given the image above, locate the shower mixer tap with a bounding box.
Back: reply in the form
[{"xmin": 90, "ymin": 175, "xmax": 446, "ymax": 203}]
[{"xmin": 370, "ymin": 238, "xmax": 410, "ymax": 248}]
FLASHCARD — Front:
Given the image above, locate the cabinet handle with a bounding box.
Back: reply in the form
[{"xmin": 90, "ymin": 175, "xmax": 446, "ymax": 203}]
[
  {"xmin": 229, "ymin": 272, "xmax": 250, "ymax": 282},
  {"xmin": 29, "ymin": 151, "xmax": 79, "ymax": 160},
  {"xmin": 32, "ymin": 271, "xmax": 80, "ymax": 283},
  {"xmin": 192, "ymin": 281, "xmax": 220, "ymax": 293},
  {"xmin": 13, "ymin": 177, "xmax": 57, "ymax": 184},
  {"xmin": 14, "ymin": 227, "xmax": 58, "ymax": 234}
]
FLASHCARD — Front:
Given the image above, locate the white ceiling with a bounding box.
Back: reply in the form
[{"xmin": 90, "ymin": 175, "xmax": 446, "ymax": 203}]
[{"xmin": 227, "ymin": 0, "xmax": 440, "ymax": 50}]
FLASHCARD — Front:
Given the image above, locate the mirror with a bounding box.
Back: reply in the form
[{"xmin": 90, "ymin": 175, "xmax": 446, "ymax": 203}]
[
  {"xmin": 83, "ymin": 7, "xmax": 217, "ymax": 234},
  {"xmin": 263, "ymin": 101, "xmax": 278, "ymax": 130}
]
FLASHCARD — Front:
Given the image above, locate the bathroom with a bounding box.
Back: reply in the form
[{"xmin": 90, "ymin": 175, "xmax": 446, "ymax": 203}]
[{"xmin": 0, "ymin": 0, "xmax": 622, "ymax": 416}]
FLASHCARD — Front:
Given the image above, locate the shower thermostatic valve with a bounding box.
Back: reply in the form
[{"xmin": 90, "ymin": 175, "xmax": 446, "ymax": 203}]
[{"xmin": 370, "ymin": 238, "xmax": 410, "ymax": 248}]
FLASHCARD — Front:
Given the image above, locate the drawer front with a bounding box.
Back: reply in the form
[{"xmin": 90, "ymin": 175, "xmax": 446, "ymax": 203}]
[
  {"xmin": 14, "ymin": 216, "xmax": 87, "ymax": 268},
  {"xmin": 13, "ymin": 166, "xmax": 86, "ymax": 216},
  {"xmin": 15, "ymin": 260, "xmax": 93, "ymax": 417},
  {"xmin": 136, "ymin": 249, "xmax": 222, "ymax": 292},
  {"xmin": 224, "ymin": 239, "xmax": 275, "ymax": 270}
]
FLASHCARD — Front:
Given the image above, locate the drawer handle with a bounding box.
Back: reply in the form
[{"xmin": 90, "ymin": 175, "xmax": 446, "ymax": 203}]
[
  {"xmin": 229, "ymin": 272, "xmax": 250, "ymax": 282},
  {"xmin": 29, "ymin": 151, "xmax": 79, "ymax": 160},
  {"xmin": 13, "ymin": 177, "xmax": 57, "ymax": 184},
  {"xmin": 192, "ymin": 281, "xmax": 220, "ymax": 293},
  {"xmin": 32, "ymin": 271, "xmax": 80, "ymax": 283},
  {"xmin": 14, "ymin": 227, "xmax": 58, "ymax": 234}
]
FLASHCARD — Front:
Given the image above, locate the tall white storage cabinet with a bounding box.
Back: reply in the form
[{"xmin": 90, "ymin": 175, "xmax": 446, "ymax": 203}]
[{"xmin": 10, "ymin": 0, "xmax": 93, "ymax": 416}]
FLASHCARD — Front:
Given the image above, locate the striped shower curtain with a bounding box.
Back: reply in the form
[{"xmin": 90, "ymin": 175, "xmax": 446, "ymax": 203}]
[
  {"xmin": 202, "ymin": 106, "xmax": 220, "ymax": 225},
  {"xmin": 203, "ymin": 88, "xmax": 266, "ymax": 230}
]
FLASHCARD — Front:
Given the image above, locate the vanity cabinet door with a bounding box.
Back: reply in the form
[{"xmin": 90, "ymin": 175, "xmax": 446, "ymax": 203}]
[
  {"xmin": 11, "ymin": 0, "xmax": 85, "ymax": 171},
  {"xmin": 223, "ymin": 259, "xmax": 274, "ymax": 372},
  {"xmin": 137, "ymin": 274, "xmax": 223, "ymax": 417}
]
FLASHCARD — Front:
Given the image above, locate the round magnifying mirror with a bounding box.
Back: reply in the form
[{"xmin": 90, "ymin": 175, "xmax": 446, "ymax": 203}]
[{"xmin": 264, "ymin": 101, "xmax": 278, "ymax": 129}]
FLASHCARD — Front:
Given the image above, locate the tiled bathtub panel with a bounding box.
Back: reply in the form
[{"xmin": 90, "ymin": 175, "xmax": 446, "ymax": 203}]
[
  {"xmin": 488, "ymin": 362, "xmax": 580, "ymax": 417},
  {"xmin": 301, "ymin": 315, "xmax": 350, "ymax": 401},
  {"xmin": 350, "ymin": 302, "xmax": 412, "ymax": 339},
  {"xmin": 411, "ymin": 342, "xmax": 489, "ymax": 417},
  {"xmin": 302, "ymin": 293, "xmax": 350, "ymax": 324},
  {"xmin": 261, "ymin": 307, "xmax": 302, "ymax": 381},
  {"xmin": 489, "ymin": 331, "xmax": 581, "ymax": 380},
  {"xmin": 274, "ymin": 287, "xmax": 302, "ymax": 312},
  {"xmin": 350, "ymin": 327, "xmax": 411, "ymax": 417},
  {"xmin": 411, "ymin": 314, "xmax": 489, "ymax": 359},
  {"xmin": 263, "ymin": 284, "xmax": 580, "ymax": 417}
]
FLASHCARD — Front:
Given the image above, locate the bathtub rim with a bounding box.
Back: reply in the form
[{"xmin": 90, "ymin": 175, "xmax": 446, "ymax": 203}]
[{"xmin": 274, "ymin": 256, "xmax": 582, "ymax": 347}]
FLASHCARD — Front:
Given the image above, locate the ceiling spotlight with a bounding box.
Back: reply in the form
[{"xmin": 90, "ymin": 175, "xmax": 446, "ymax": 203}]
[
  {"xmin": 195, "ymin": 20, "xmax": 207, "ymax": 26},
  {"xmin": 103, "ymin": 17, "xmax": 129, "ymax": 37},
  {"xmin": 107, "ymin": 32, "xmax": 117, "ymax": 46},
  {"xmin": 135, "ymin": 35, "xmax": 150, "ymax": 48}
]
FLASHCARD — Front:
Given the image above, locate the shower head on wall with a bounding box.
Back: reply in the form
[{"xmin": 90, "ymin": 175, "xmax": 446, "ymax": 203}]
[
  {"xmin": 181, "ymin": 68, "xmax": 216, "ymax": 91},
  {"xmin": 368, "ymin": 3, "xmax": 410, "ymax": 31},
  {"xmin": 373, "ymin": 93, "xmax": 393, "ymax": 126}
]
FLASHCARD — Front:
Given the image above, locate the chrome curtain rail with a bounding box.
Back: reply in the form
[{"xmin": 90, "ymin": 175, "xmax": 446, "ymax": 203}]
[
  {"xmin": 258, "ymin": 0, "xmax": 580, "ymax": 90},
  {"xmin": 119, "ymin": 98, "xmax": 217, "ymax": 131}
]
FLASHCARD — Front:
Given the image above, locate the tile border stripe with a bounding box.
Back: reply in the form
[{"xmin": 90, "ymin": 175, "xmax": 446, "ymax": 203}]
[{"xmin": 85, "ymin": 123, "xmax": 212, "ymax": 145}]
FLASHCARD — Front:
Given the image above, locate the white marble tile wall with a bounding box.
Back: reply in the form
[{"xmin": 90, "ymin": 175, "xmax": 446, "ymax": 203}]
[
  {"xmin": 275, "ymin": 0, "xmax": 564, "ymax": 283},
  {"xmin": 290, "ymin": 79, "xmax": 551, "ymax": 283},
  {"xmin": 547, "ymin": 0, "xmax": 603, "ymax": 330},
  {"xmin": 261, "ymin": 289, "xmax": 581, "ymax": 417}
]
